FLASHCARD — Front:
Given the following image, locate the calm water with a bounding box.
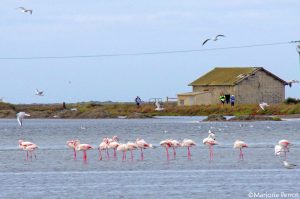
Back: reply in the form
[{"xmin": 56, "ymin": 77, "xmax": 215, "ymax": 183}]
[{"xmin": 0, "ymin": 117, "xmax": 299, "ymax": 199}]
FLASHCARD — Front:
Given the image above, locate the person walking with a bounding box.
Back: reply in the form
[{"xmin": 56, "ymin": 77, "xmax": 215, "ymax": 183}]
[{"xmin": 135, "ymin": 96, "xmax": 142, "ymax": 108}]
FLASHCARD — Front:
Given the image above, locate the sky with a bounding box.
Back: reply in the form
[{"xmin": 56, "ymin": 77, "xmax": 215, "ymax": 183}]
[{"xmin": 0, "ymin": 0, "xmax": 300, "ymax": 104}]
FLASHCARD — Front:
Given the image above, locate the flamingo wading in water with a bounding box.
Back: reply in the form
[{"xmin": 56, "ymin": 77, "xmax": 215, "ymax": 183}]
[
  {"xmin": 233, "ymin": 140, "xmax": 248, "ymax": 160},
  {"xmin": 75, "ymin": 142, "xmax": 93, "ymax": 162},
  {"xmin": 160, "ymin": 139, "xmax": 173, "ymax": 160},
  {"xmin": 203, "ymin": 131, "xmax": 218, "ymax": 161},
  {"xmin": 135, "ymin": 138, "xmax": 152, "ymax": 160},
  {"xmin": 66, "ymin": 139, "xmax": 80, "ymax": 160},
  {"xmin": 181, "ymin": 139, "xmax": 196, "ymax": 159}
]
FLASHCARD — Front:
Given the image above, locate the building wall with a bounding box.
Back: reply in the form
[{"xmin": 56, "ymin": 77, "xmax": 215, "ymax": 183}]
[
  {"xmin": 193, "ymin": 86, "xmax": 234, "ymax": 104},
  {"xmin": 177, "ymin": 92, "xmax": 212, "ymax": 106},
  {"xmin": 235, "ymin": 70, "xmax": 285, "ymax": 104}
]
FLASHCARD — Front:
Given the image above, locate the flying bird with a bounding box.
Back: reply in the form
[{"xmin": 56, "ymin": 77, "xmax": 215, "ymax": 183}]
[
  {"xmin": 259, "ymin": 102, "xmax": 269, "ymax": 111},
  {"xmin": 35, "ymin": 89, "xmax": 44, "ymax": 96},
  {"xmin": 287, "ymin": 80, "xmax": 299, "ymax": 87},
  {"xmin": 202, "ymin": 35, "xmax": 225, "ymax": 46},
  {"xmin": 18, "ymin": 7, "xmax": 33, "ymax": 15},
  {"xmin": 155, "ymin": 101, "xmax": 164, "ymax": 111},
  {"xmin": 16, "ymin": 112, "xmax": 31, "ymax": 126}
]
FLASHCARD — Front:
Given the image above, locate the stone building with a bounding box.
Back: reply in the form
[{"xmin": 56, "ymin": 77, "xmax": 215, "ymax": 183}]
[{"xmin": 177, "ymin": 67, "xmax": 287, "ymax": 106}]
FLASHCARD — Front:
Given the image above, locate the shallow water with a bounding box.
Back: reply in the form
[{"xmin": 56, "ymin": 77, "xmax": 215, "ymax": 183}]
[{"xmin": 0, "ymin": 118, "xmax": 299, "ymax": 199}]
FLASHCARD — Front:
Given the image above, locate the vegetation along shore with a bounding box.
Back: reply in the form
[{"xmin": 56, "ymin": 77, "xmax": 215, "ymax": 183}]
[{"xmin": 1, "ymin": 101, "xmax": 300, "ymax": 120}]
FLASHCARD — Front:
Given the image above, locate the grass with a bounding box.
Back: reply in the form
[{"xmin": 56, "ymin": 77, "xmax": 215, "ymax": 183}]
[{"xmin": 0, "ymin": 102, "xmax": 300, "ymax": 118}]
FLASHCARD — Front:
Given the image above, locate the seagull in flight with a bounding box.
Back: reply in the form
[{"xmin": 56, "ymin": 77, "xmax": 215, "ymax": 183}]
[
  {"xmin": 18, "ymin": 7, "xmax": 33, "ymax": 15},
  {"xmin": 35, "ymin": 89, "xmax": 44, "ymax": 96},
  {"xmin": 202, "ymin": 35, "xmax": 225, "ymax": 46},
  {"xmin": 16, "ymin": 112, "xmax": 31, "ymax": 127},
  {"xmin": 287, "ymin": 80, "xmax": 299, "ymax": 87},
  {"xmin": 259, "ymin": 102, "xmax": 269, "ymax": 111},
  {"xmin": 283, "ymin": 161, "xmax": 297, "ymax": 169}
]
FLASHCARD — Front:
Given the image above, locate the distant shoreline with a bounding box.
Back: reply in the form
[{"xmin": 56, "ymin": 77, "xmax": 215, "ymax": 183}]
[{"xmin": 1, "ymin": 102, "xmax": 300, "ymax": 119}]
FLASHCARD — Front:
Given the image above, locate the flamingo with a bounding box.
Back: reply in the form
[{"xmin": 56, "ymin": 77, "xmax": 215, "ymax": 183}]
[
  {"xmin": 233, "ymin": 140, "xmax": 248, "ymax": 160},
  {"xmin": 75, "ymin": 143, "xmax": 93, "ymax": 162},
  {"xmin": 22, "ymin": 143, "xmax": 38, "ymax": 160},
  {"xmin": 108, "ymin": 136, "xmax": 120, "ymax": 159},
  {"xmin": 203, "ymin": 131, "xmax": 218, "ymax": 161},
  {"xmin": 160, "ymin": 139, "xmax": 173, "ymax": 160},
  {"xmin": 135, "ymin": 138, "xmax": 152, "ymax": 160},
  {"xmin": 98, "ymin": 138, "xmax": 109, "ymax": 160},
  {"xmin": 181, "ymin": 139, "xmax": 196, "ymax": 159},
  {"xmin": 278, "ymin": 139, "xmax": 291, "ymax": 160},
  {"xmin": 126, "ymin": 141, "xmax": 138, "ymax": 160},
  {"xmin": 19, "ymin": 140, "xmax": 34, "ymax": 160},
  {"xmin": 170, "ymin": 139, "xmax": 181, "ymax": 158},
  {"xmin": 117, "ymin": 144, "xmax": 128, "ymax": 161},
  {"xmin": 66, "ymin": 139, "xmax": 80, "ymax": 160}
]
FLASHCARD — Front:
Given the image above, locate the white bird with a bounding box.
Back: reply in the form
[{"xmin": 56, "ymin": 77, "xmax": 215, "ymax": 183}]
[
  {"xmin": 155, "ymin": 101, "xmax": 164, "ymax": 111},
  {"xmin": 259, "ymin": 102, "xmax": 269, "ymax": 111},
  {"xmin": 70, "ymin": 108, "xmax": 77, "ymax": 111},
  {"xmin": 287, "ymin": 80, "xmax": 299, "ymax": 87},
  {"xmin": 16, "ymin": 112, "xmax": 31, "ymax": 126},
  {"xmin": 35, "ymin": 89, "xmax": 44, "ymax": 96},
  {"xmin": 202, "ymin": 35, "xmax": 225, "ymax": 46},
  {"xmin": 283, "ymin": 161, "xmax": 297, "ymax": 169},
  {"xmin": 18, "ymin": 7, "xmax": 33, "ymax": 15}
]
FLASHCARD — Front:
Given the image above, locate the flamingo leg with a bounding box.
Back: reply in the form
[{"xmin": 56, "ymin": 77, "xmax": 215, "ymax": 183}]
[
  {"xmin": 140, "ymin": 148, "xmax": 144, "ymax": 161},
  {"xmin": 172, "ymin": 147, "xmax": 176, "ymax": 159},
  {"xmin": 209, "ymin": 145, "xmax": 212, "ymax": 161},
  {"xmin": 240, "ymin": 148, "xmax": 244, "ymax": 160},
  {"xmin": 26, "ymin": 151, "xmax": 28, "ymax": 161},
  {"xmin": 73, "ymin": 148, "xmax": 77, "ymax": 160},
  {"xmin": 83, "ymin": 150, "xmax": 87, "ymax": 161},
  {"xmin": 188, "ymin": 147, "xmax": 191, "ymax": 159},
  {"xmin": 106, "ymin": 149, "xmax": 110, "ymax": 160},
  {"xmin": 166, "ymin": 148, "xmax": 170, "ymax": 160},
  {"xmin": 114, "ymin": 148, "xmax": 117, "ymax": 159},
  {"xmin": 98, "ymin": 149, "xmax": 102, "ymax": 160},
  {"xmin": 130, "ymin": 150, "xmax": 134, "ymax": 160}
]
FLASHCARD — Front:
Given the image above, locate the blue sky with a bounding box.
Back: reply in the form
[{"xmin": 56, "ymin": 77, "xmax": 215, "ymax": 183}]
[{"xmin": 1, "ymin": 0, "xmax": 300, "ymax": 104}]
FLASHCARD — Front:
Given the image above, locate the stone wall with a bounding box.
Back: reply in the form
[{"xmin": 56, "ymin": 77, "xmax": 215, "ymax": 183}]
[{"xmin": 235, "ymin": 70, "xmax": 285, "ymax": 104}]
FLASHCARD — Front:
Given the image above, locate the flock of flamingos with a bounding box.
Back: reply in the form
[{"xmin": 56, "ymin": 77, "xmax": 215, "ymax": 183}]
[{"xmin": 18, "ymin": 130, "xmax": 293, "ymax": 167}]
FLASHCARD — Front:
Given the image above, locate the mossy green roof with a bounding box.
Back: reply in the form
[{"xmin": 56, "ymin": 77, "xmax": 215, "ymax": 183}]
[{"xmin": 189, "ymin": 67, "xmax": 287, "ymax": 86}]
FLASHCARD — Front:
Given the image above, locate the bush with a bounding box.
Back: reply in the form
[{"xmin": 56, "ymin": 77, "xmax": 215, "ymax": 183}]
[{"xmin": 285, "ymin": 97, "xmax": 300, "ymax": 104}]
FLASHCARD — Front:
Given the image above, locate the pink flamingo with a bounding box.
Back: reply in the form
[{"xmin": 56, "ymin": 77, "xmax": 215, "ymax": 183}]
[
  {"xmin": 277, "ymin": 139, "xmax": 291, "ymax": 160},
  {"xmin": 181, "ymin": 139, "xmax": 196, "ymax": 159},
  {"xmin": 203, "ymin": 132, "xmax": 218, "ymax": 161},
  {"xmin": 22, "ymin": 143, "xmax": 38, "ymax": 160},
  {"xmin": 108, "ymin": 136, "xmax": 120, "ymax": 159},
  {"xmin": 170, "ymin": 139, "xmax": 181, "ymax": 158},
  {"xmin": 98, "ymin": 138, "xmax": 110, "ymax": 160},
  {"xmin": 75, "ymin": 143, "xmax": 93, "ymax": 162},
  {"xmin": 233, "ymin": 140, "xmax": 248, "ymax": 160},
  {"xmin": 66, "ymin": 139, "xmax": 80, "ymax": 160},
  {"xmin": 135, "ymin": 138, "xmax": 153, "ymax": 160},
  {"xmin": 117, "ymin": 144, "xmax": 128, "ymax": 161},
  {"xmin": 126, "ymin": 141, "xmax": 138, "ymax": 160},
  {"xmin": 160, "ymin": 139, "xmax": 172, "ymax": 160},
  {"xmin": 18, "ymin": 139, "xmax": 34, "ymax": 160}
]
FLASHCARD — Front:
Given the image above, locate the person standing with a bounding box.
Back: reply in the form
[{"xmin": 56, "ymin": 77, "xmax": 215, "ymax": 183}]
[
  {"xmin": 135, "ymin": 96, "xmax": 142, "ymax": 108},
  {"xmin": 230, "ymin": 95, "xmax": 235, "ymax": 107},
  {"xmin": 219, "ymin": 94, "xmax": 225, "ymax": 106}
]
